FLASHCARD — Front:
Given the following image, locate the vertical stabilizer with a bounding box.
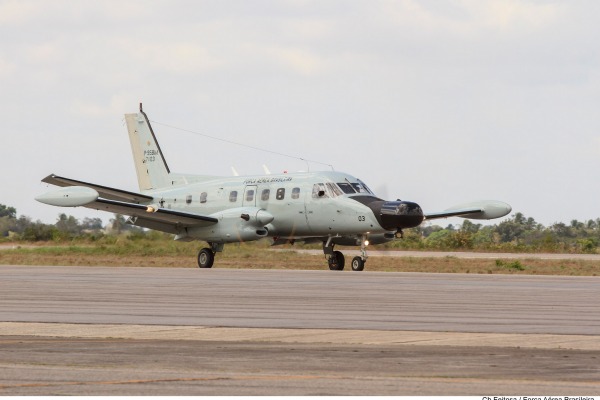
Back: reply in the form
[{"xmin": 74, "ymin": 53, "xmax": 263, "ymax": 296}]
[{"xmin": 125, "ymin": 104, "xmax": 171, "ymax": 191}]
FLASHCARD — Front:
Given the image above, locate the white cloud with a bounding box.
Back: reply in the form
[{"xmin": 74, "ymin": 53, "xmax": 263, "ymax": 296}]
[
  {"xmin": 0, "ymin": 56, "xmax": 15, "ymax": 78},
  {"xmin": 0, "ymin": 1, "xmax": 39, "ymax": 25},
  {"xmin": 382, "ymin": 0, "xmax": 564, "ymax": 35},
  {"xmin": 125, "ymin": 41, "xmax": 224, "ymax": 74},
  {"xmin": 262, "ymin": 45, "xmax": 326, "ymax": 75}
]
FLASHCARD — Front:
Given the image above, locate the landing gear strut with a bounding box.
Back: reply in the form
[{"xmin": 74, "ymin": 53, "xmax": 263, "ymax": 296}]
[
  {"xmin": 351, "ymin": 234, "xmax": 368, "ymax": 271},
  {"xmin": 197, "ymin": 242, "xmax": 224, "ymax": 268}
]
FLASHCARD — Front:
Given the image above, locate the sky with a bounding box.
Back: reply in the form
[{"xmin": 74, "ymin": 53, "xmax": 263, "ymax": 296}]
[{"xmin": 1, "ymin": 0, "xmax": 599, "ymax": 227}]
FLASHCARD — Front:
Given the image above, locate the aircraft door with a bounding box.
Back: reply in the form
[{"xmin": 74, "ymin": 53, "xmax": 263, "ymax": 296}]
[
  {"xmin": 242, "ymin": 185, "xmax": 257, "ymax": 207},
  {"xmin": 306, "ymin": 182, "xmax": 339, "ymax": 233}
]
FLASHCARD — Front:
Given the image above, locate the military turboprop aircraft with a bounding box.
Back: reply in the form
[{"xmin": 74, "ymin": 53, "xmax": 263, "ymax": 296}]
[{"xmin": 36, "ymin": 105, "xmax": 511, "ymax": 271}]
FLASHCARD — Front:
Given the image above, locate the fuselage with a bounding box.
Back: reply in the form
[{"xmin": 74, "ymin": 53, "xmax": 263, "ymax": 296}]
[{"xmin": 144, "ymin": 170, "xmax": 398, "ymax": 243}]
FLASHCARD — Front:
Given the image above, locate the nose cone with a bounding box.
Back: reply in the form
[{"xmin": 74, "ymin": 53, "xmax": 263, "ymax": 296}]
[
  {"xmin": 380, "ymin": 201, "xmax": 424, "ymax": 230},
  {"xmin": 349, "ymin": 196, "xmax": 425, "ymax": 231}
]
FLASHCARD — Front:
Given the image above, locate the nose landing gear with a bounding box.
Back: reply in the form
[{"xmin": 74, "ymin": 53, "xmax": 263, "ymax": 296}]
[
  {"xmin": 323, "ymin": 235, "xmax": 368, "ymax": 272},
  {"xmin": 351, "ymin": 234, "xmax": 368, "ymax": 271}
]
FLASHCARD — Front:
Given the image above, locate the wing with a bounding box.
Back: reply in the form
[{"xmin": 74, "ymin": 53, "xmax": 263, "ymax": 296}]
[
  {"xmin": 38, "ymin": 174, "xmax": 218, "ymax": 234},
  {"xmin": 425, "ymin": 200, "xmax": 512, "ymax": 221},
  {"xmin": 90, "ymin": 198, "xmax": 218, "ymax": 234},
  {"xmin": 42, "ymin": 174, "xmax": 153, "ymax": 203}
]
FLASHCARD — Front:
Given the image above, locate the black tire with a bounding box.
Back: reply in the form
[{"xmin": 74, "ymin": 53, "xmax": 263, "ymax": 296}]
[
  {"xmin": 351, "ymin": 256, "xmax": 365, "ymax": 271},
  {"xmin": 328, "ymin": 250, "xmax": 345, "ymax": 271},
  {"xmin": 198, "ymin": 248, "xmax": 215, "ymax": 268}
]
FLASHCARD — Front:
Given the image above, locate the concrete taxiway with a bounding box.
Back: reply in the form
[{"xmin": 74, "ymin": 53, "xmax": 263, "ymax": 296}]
[{"xmin": 1, "ymin": 265, "xmax": 599, "ymax": 395}]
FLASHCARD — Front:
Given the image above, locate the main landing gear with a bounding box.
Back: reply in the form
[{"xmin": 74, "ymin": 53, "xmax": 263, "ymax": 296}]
[
  {"xmin": 197, "ymin": 242, "xmax": 224, "ymax": 268},
  {"xmin": 323, "ymin": 235, "xmax": 368, "ymax": 272}
]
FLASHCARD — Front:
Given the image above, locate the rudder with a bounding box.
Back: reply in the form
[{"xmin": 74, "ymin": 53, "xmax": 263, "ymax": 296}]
[{"xmin": 125, "ymin": 104, "xmax": 171, "ymax": 191}]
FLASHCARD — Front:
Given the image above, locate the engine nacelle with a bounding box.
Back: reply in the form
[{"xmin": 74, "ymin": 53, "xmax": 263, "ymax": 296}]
[{"xmin": 188, "ymin": 207, "xmax": 274, "ymax": 243}]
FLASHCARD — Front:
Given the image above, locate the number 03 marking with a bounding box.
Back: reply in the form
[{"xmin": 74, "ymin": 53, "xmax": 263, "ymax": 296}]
[{"xmin": 358, "ymin": 215, "xmax": 366, "ymax": 221}]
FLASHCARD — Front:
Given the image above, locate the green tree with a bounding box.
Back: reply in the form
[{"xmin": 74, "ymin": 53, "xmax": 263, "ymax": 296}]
[
  {"xmin": 81, "ymin": 217, "xmax": 103, "ymax": 231},
  {"xmin": 55, "ymin": 213, "xmax": 81, "ymax": 236},
  {"xmin": 461, "ymin": 220, "xmax": 481, "ymax": 234},
  {"xmin": 0, "ymin": 204, "xmax": 16, "ymax": 219}
]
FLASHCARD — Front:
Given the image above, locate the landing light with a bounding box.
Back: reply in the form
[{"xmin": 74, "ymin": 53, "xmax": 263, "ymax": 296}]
[{"xmin": 364, "ymin": 240, "xmax": 369, "ymax": 246}]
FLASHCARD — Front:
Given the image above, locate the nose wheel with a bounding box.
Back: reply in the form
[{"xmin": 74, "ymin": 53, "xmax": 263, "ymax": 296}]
[{"xmin": 351, "ymin": 256, "xmax": 365, "ymax": 271}]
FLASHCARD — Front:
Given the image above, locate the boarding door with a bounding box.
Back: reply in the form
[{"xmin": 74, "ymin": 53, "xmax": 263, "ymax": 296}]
[{"xmin": 242, "ymin": 185, "xmax": 257, "ymax": 207}]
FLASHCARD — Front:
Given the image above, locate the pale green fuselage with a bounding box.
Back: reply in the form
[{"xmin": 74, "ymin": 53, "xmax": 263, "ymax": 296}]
[{"xmin": 145, "ymin": 170, "xmax": 386, "ymax": 243}]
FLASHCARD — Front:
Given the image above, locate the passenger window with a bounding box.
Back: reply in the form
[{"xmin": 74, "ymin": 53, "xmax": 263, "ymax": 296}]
[
  {"xmin": 186, "ymin": 195, "xmax": 192, "ymax": 204},
  {"xmin": 200, "ymin": 192, "xmax": 207, "ymax": 204},
  {"xmin": 246, "ymin": 189, "xmax": 255, "ymax": 202},
  {"xmin": 276, "ymin": 188, "xmax": 285, "ymax": 200},
  {"xmin": 229, "ymin": 191, "xmax": 238, "ymax": 202},
  {"xmin": 261, "ymin": 189, "xmax": 270, "ymax": 201},
  {"xmin": 291, "ymin": 187, "xmax": 300, "ymax": 199}
]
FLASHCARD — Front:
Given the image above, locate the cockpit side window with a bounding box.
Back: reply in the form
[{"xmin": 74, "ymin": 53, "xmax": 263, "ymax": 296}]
[
  {"xmin": 312, "ymin": 183, "xmax": 329, "ymax": 198},
  {"xmin": 337, "ymin": 182, "xmax": 356, "ymax": 194},
  {"xmin": 326, "ymin": 183, "xmax": 342, "ymax": 197}
]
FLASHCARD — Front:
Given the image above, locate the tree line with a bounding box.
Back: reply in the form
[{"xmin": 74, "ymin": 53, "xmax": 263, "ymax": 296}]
[
  {"xmin": 0, "ymin": 204, "xmax": 137, "ymax": 242},
  {"xmin": 390, "ymin": 212, "xmax": 600, "ymax": 253},
  {"xmin": 2, "ymin": 203, "xmax": 600, "ymax": 253}
]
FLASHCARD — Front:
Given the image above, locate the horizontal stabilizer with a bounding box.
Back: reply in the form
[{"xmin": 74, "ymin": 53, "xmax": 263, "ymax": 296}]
[
  {"xmin": 42, "ymin": 174, "xmax": 153, "ymax": 203},
  {"xmin": 425, "ymin": 200, "xmax": 511, "ymax": 221}
]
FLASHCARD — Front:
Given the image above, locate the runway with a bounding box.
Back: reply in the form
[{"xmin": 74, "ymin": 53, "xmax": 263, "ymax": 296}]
[
  {"xmin": 1, "ymin": 265, "xmax": 599, "ymax": 394},
  {"xmin": 2, "ymin": 265, "xmax": 599, "ymax": 334},
  {"xmin": 286, "ymin": 248, "xmax": 600, "ymax": 260}
]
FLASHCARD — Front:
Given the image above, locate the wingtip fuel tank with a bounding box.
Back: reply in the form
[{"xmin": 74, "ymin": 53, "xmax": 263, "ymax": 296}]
[
  {"xmin": 445, "ymin": 200, "xmax": 512, "ymax": 220},
  {"xmin": 35, "ymin": 186, "xmax": 99, "ymax": 207}
]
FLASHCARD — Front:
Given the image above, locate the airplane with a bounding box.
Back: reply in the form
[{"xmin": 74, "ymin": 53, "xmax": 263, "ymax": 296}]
[{"xmin": 36, "ymin": 104, "xmax": 512, "ymax": 271}]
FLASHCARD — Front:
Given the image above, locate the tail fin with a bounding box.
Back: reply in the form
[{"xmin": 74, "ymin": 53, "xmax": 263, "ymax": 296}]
[{"xmin": 125, "ymin": 104, "xmax": 171, "ymax": 191}]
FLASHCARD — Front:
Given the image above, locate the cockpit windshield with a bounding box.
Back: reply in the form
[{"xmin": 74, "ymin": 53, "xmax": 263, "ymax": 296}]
[
  {"xmin": 358, "ymin": 179, "xmax": 374, "ymax": 195},
  {"xmin": 336, "ymin": 182, "xmax": 356, "ymax": 194},
  {"xmin": 335, "ymin": 180, "xmax": 374, "ymax": 195}
]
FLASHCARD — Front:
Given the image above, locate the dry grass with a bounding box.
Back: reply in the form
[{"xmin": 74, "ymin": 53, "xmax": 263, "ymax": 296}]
[{"xmin": 1, "ymin": 241, "xmax": 599, "ymax": 275}]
